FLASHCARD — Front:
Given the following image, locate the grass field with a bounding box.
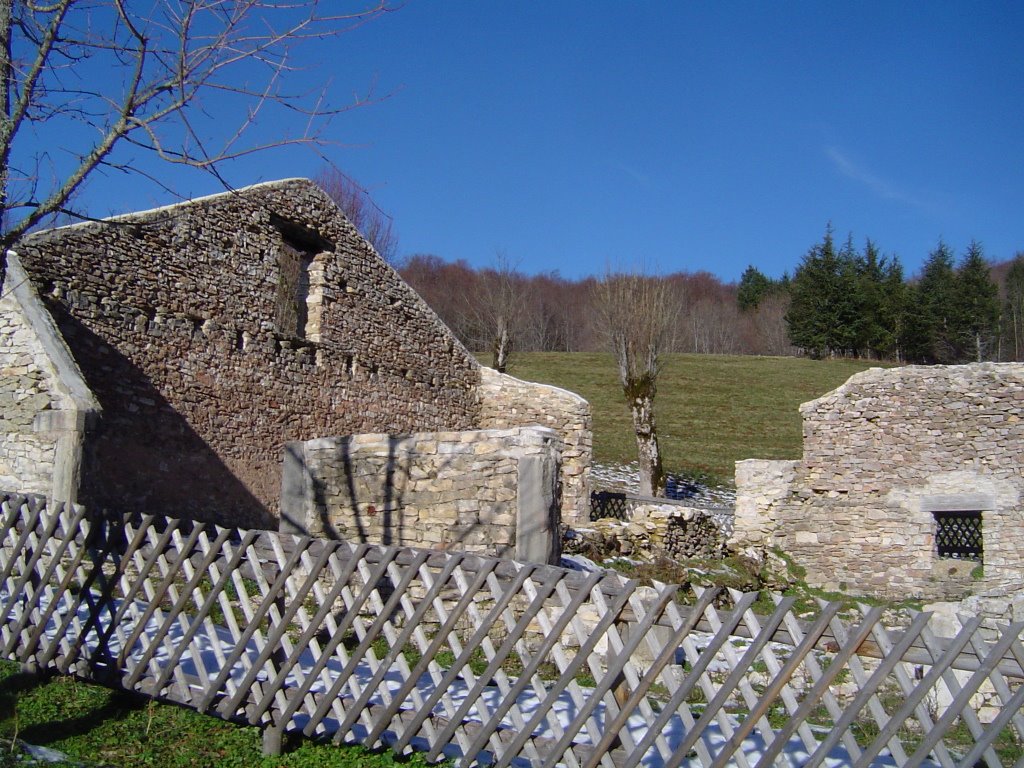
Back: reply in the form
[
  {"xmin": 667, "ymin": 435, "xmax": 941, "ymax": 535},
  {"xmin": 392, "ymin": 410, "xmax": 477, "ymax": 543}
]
[{"xmin": 505, "ymin": 352, "xmax": 889, "ymax": 483}]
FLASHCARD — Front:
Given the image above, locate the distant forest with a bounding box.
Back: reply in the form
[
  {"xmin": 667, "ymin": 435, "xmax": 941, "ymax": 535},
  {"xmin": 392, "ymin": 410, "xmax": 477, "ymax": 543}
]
[{"xmin": 396, "ymin": 228, "xmax": 1024, "ymax": 365}]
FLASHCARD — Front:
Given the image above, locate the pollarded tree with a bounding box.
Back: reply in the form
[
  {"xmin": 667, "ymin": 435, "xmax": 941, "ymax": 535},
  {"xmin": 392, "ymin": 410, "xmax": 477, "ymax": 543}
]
[
  {"xmin": 593, "ymin": 271, "xmax": 679, "ymax": 496},
  {"xmin": 0, "ymin": 1, "xmax": 391, "ymax": 285},
  {"xmin": 468, "ymin": 252, "xmax": 527, "ymax": 373}
]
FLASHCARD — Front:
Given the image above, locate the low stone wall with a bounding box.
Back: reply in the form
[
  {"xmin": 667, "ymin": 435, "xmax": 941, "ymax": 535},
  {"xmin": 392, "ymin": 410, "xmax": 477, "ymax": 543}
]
[
  {"xmin": 477, "ymin": 367, "xmax": 591, "ymax": 528},
  {"xmin": 732, "ymin": 364, "xmax": 1024, "ymax": 600},
  {"xmin": 571, "ymin": 501, "xmax": 727, "ymax": 561},
  {"xmin": 0, "ymin": 254, "xmax": 99, "ymax": 501},
  {"xmin": 280, "ymin": 426, "xmax": 562, "ymax": 563}
]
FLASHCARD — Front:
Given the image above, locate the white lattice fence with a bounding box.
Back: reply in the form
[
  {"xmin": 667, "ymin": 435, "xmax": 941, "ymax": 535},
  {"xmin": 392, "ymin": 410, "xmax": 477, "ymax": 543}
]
[{"xmin": 0, "ymin": 492, "xmax": 1022, "ymax": 768}]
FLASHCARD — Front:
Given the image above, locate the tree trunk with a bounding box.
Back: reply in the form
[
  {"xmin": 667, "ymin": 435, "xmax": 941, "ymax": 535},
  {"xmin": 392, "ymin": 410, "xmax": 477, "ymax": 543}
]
[
  {"xmin": 628, "ymin": 384, "xmax": 664, "ymax": 497},
  {"xmin": 492, "ymin": 324, "xmax": 511, "ymax": 373}
]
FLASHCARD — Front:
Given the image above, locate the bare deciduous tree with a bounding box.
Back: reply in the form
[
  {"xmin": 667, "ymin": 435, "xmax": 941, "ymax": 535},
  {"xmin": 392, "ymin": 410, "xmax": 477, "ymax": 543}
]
[
  {"xmin": 593, "ymin": 271, "xmax": 679, "ymax": 496},
  {"xmin": 472, "ymin": 252, "xmax": 525, "ymax": 372},
  {"xmin": 314, "ymin": 166, "xmax": 398, "ymax": 263},
  {"xmin": 0, "ymin": 0, "xmax": 392, "ymax": 283}
]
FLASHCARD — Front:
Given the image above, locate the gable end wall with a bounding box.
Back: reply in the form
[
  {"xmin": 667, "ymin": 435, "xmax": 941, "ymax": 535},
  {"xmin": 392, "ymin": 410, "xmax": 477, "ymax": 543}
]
[{"xmin": 14, "ymin": 180, "xmax": 481, "ymax": 526}]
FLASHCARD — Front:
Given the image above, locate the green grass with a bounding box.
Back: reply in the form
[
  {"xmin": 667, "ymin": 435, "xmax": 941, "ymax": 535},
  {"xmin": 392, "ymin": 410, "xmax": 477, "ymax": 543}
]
[
  {"xmin": 503, "ymin": 352, "xmax": 889, "ymax": 482},
  {"xmin": 0, "ymin": 663, "xmax": 441, "ymax": 768}
]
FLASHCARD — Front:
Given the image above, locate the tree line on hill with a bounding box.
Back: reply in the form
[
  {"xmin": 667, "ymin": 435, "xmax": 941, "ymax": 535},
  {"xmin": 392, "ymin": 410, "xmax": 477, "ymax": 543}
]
[
  {"xmin": 397, "ymin": 254, "xmax": 796, "ymax": 363},
  {"xmin": 393, "ymin": 235, "xmax": 1024, "ymax": 367}
]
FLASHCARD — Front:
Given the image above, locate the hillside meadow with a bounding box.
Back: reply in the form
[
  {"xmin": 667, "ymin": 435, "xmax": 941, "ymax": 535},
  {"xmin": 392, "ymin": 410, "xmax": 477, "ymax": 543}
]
[{"xmin": 503, "ymin": 353, "xmax": 891, "ymax": 483}]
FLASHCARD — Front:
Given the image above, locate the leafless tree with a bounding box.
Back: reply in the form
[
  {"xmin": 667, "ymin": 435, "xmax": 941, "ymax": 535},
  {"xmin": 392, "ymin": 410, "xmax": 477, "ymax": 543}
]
[
  {"xmin": 748, "ymin": 292, "xmax": 797, "ymax": 356},
  {"xmin": 684, "ymin": 296, "xmax": 740, "ymax": 354},
  {"xmin": 593, "ymin": 270, "xmax": 679, "ymax": 496},
  {"xmin": 0, "ymin": 0, "xmax": 392, "ymax": 284},
  {"xmin": 314, "ymin": 166, "xmax": 398, "ymax": 263},
  {"xmin": 472, "ymin": 252, "xmax": 526, "ymax": 372}
]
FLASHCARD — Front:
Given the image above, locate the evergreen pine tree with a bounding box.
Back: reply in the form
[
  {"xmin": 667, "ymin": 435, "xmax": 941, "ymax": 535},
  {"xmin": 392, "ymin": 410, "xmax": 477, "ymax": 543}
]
[
  {"xmin": 737, "ymin": 265, "xmax": 773, "ymax": 311},
  {"xmin": 911, "ymin": 241, "xmax": 959, "ymax": 363},
  {"xmin": 954, "ymin": 241, "xmax": 1000, "ymax": 362},
  {"xmin": 878, "ymin": 255, "xmax": 908, "ymax": 361},
  {"xmin": 787, "ymin": 226, "xmax": 838, "ymax": 357}
]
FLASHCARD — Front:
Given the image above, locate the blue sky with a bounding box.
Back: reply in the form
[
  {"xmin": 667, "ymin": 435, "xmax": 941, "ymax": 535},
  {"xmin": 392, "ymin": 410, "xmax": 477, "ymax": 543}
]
[{"xmin": 65, "ymin": 1, "xmax": 1024, "ymax": 282}]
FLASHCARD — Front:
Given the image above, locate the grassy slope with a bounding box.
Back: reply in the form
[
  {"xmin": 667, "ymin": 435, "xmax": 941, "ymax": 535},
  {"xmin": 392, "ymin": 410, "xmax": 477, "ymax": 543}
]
[{"xmin": 504, "ymin": 353, "xmax": 888, "ymax": 482}]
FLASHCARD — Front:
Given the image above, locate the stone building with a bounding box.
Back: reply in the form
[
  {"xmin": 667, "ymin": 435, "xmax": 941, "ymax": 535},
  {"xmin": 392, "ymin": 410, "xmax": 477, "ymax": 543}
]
[
  {"xmin": 0, "ymin": 179, "xmax": 590, "ymax": 558},
  {"xmin": 731, "ymin": 364, "xmax": 1024, "ymax": 600}
]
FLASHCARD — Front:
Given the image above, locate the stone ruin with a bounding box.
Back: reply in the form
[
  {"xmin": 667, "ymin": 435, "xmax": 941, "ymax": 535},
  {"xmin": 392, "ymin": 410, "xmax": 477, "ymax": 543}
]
[
  {"xmin": 731, "ymin": 363, "xmax": 1024, "ymax": 606},
  {"xmin": 0, "ymin": 179, "xmax": 592, "ymax": 562}
]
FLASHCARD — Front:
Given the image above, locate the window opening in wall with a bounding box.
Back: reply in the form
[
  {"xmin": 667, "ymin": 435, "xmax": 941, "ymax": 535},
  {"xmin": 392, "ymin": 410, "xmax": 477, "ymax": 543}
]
[
  {"xmin": 933, "ymin": 510, "xmax": 983, "ymax": 562},
  {"xmin": 271, "ymin": 215, "xmax": 333, "ymax": 342},
  {"xmin": 274, "ymin": 239, "xmax": 313, "ymax": 339}
]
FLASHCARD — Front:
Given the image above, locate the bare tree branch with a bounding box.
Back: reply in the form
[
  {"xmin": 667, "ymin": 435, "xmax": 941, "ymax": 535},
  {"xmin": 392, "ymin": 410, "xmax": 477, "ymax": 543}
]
[
  {"xmin": 0, "ymin": 0, "xmax": 394, "ymax": 277},
  {"xmin": 313, "ymin": 165, "xmax": 398, "ymax": 263}
]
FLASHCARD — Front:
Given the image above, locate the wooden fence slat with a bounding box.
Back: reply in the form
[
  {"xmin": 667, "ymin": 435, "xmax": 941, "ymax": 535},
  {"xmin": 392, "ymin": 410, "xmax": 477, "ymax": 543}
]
[
  {"xmin": 904, "ymin": 623, "xmax": 1024, "ymax": 768},
  {"xmin": 666, "ymin": 596, "xmax": 798, "ymax": 768},
  {"xmin": 333, "ymin": 549, "xmax": 441, "ymax": 740},
  {"xmin": 9, "ymin": 503, "xmax": 89, "ymax": 660},
  {"xmin": 620, "ymin": 590, "xmax": 760, "ymax": 768},
  {"xmin": 955, "ymin": 676, "xmax": 1024, "ymax": 768},
  {"xmin": 2, "ymin": 493, "xmax": 1024, "ymax": 768},
  {"xmin": 86, "ymin": 514, "xmax": 175, "ymax": 675},
  {"xmin": 296, "ymin": 546, "xmax": 408, "ymax": 734},
  {"xmin": 389, "ymin": 562, "xmax": 541, "ymax": 757},
  {"xmin": 581, "ymin": 586, "xmax": 722, "ymax": 768},
  {"xmin": 752, "ymin": 603, "xmax": 884, "ymax": 768},
  {"xmin": 535, "ymin": 582, "xmax": 678, "ymax": 768},
  {"xmin": 202, "ymin": 535, "xmax": 311, "ymax": 717},
  {"xmin": 853, "ymin": 616, "xmax": 985, "ymax": 768},
  {"xmin": 802, "ymin": 610, "xmax": 933, "ymax": 768},
  {"xmin": 864, "ymin": 611, "xmax": 958, "ymax": 768},
  {"xmin": 491, "ymin": 573, "xmax": 640, "ymax": 768},
  {"xmin": 272, "ymin": 542, "xmax": 375, "ymax": 727},
  {"xmin": 714, "ymin": 599, "xmax": 842, "ymax": 768},
  {"xmin": 116, "ymin": 519, "xmax": 200, "ymax": 686},
  {"xmin": 364, "ymin": 556, "xmax": 498, "ymax": 748}
]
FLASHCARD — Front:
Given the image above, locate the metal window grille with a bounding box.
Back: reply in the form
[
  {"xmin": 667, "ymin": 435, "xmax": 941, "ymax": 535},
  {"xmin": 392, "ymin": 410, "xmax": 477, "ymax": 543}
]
[
  {"xmin": 590, "ymin": 491, "xmax": 630, "ymax": 521},
  {"xmin": 933, "ymin": 510, "xmax": 983, "ymax": 562}
]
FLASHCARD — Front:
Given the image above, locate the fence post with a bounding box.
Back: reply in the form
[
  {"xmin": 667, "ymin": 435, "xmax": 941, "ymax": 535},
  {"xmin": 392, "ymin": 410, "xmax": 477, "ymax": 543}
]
[{"xmin": 262, "ymin": 592, "xmax": 289, "ymax": 756}]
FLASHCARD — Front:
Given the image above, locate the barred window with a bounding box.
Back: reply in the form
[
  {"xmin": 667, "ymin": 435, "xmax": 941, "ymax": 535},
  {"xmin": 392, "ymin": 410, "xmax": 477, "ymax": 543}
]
[{"xmin": 933, "ymin": 510, "xmax": 983, "ymax": 562}]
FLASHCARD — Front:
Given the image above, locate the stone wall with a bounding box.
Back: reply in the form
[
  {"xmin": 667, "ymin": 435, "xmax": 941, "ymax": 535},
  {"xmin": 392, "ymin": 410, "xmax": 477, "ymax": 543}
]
[
  {"xmin": 280, "ymin": 427, "xmax": 561, "ymax": 563},
  {"xmin": 477, "ymin": 367, "xmax": 591, "ymax": 528},
  {"xmin": 731, "ymin": 364, "xmax": 1024, "ymax": 600},
  {"xmin": 14, "ymin": 180, "xmax": 481, "ymax": 526},
  {"xmin": 0, "ymin": 254, "xmax": 99, "ymax": 501}
]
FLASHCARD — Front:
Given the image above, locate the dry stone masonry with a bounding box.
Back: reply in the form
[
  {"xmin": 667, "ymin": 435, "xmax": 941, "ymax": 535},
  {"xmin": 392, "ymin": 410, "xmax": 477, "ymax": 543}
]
[
  {"xmin": 281, "ymin": 426, "xmax": 561, "ymax": 562},
  {"xmin": 1, "ymin": 178, "xmax": 594, "ymax": 558},
  {"xmin": 476, "ymin": 367, "xmax": 591, "ymax": 528},
  {"xmin": 9, "ymin": 180, "xmax": 482, "ymax": 527},
  {"xmin": 732, "ymin": 364, "xmax": 1024, "ymax": 600},
  {"xmin": 0, "ymin": 254, "xmax": 99, "ymax": 501}
]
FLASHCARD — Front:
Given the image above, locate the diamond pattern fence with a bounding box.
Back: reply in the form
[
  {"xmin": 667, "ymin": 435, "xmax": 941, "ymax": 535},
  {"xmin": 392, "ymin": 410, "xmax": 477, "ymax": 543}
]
[{"xmin": 1, "ymin": 491, "xmax": 1023, "ymax": 768}]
